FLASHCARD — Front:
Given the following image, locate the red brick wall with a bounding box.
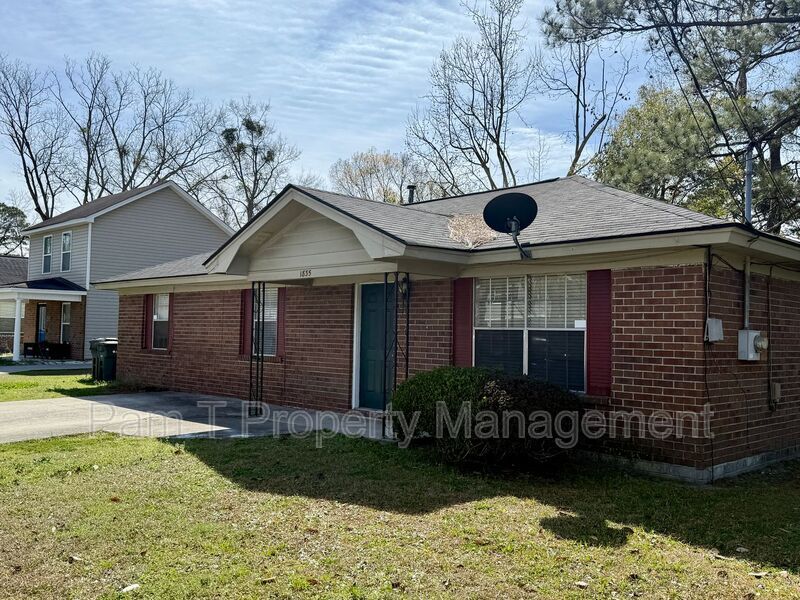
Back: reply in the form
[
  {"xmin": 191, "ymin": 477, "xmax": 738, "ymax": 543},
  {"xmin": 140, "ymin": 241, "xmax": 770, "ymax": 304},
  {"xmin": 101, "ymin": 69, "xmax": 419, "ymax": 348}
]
[
  {"xmin": 706, "ymin": 265, "xmax": 800, "ymax": 466},
  {"xmin": 606, "ymin": 266, "xmax": 710, "ymax": 468},
  {"xmin": 22, "ymin": 298, "xmax": 86, "ymax": 359},
  {"xmin": 118, "ymin": 280, "xmax": 454, "ymax": 412}
]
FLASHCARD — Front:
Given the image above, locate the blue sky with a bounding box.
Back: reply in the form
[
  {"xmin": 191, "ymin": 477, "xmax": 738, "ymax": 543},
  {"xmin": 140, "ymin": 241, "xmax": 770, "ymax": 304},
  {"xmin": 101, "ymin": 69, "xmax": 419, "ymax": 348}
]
[{"xmin": 0, "ymin": 0, "xmax": 642, "ymax": 214}]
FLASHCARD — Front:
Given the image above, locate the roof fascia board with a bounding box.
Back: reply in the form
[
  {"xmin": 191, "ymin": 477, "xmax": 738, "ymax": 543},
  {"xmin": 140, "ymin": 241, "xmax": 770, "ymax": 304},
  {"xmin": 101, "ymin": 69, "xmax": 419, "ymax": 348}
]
[
  {"xmin": 0, "ymin": 288, "xmax": 86, "ymax": 301},
  {"xmin": 94, "ymin": 273, "xmax": 246, "ymax": 290},
  {"xmin": 463, "ymin": 228, "xmax": 737, "ymax": 264},
  {"xmin": 728, "ymin": 227, "xmax": 800, "ymax": 263},
  {"xmin": 23, "ymin": 218, "xmax": 92, "ymax": 236}
]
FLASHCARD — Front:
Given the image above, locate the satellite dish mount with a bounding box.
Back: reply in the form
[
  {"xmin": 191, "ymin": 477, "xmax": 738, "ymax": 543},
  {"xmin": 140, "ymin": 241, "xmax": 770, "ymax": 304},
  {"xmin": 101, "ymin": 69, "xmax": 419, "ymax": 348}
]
[{"xmin": 482, "ymin": 192, "xmax": 538, "ymax": 260}]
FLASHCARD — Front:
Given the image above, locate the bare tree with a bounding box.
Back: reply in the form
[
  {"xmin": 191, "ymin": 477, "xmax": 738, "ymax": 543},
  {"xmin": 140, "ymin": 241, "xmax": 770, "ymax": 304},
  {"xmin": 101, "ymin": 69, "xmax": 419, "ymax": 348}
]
[
  {"xmin": 207, "ymin": 99, "xmax": 300, "ymax": 227},
  {"xmin": 407, "ymin": 0, "xmax": 534, "ymax": 192},
  {"xmin": 526, "ymin": 130, "xmax": 553, "ymax": 181},
  {"xmin": 329, "ymin": 148, "xmax": 429, "ymax": 203},
  {"xmin": 0, "ymin": 57, "xmax": 68, "ymax": 220},
  {"xmin": 533, "ymin": 40, "xmax": 631, "ymax": 175},
  {"xmin": 52, "ymin": 54, "xmax": 110, "ymax": 205},
  {"xmin": 98, "ymin": 67, "xmax": 224, "ymax": 196}
]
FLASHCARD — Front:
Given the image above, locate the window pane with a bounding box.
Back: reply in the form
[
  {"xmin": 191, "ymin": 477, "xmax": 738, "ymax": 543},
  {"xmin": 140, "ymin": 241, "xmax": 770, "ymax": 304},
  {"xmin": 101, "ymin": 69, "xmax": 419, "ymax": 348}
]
[
  {"xmin": 252, "ymin": 286, "xmax": 278, "ymax": 356},
  {"xmin": 474, "ymin": 279, "xmax": 491, "ymax": 327},
  {"xmin": 61, "ymin": 252, "xmax": 71, "ymax": 271},
  {"xmin": 155, "ymin": 294, "xmax": 170, "ymax": 320},
  {"xmin": 527, "ymin": 330, "xmax": 585, "ymax": 392},
  {"xmin": 62, "ymin": 233, "xmax": 71, "ymax": 252},
  {"xmin": 153, "ymin": 321, "xmax": 169, "ymax": 349},
  {"xmin": 507, "ymin": 276, "xmax": 525, "ymax": 327},
  {"xmin": 489, "ymin": 279, "xmax": 507, "ymax": 326},
  {"xmin": 0, "ymin": 318, "xmax": 13, "ymax": 334},
  {"xmin": 43, "ymin": 255, "xmax": 51, "ymax": 273},
  {"xmin": 527, "ymin": 275, "xmax": 546, "ymax": 328},
  {"xmin": 61, "ymin": 324, "xmax": 71, "ymax": 343},
  {"xmin": 43, "ymin": 237, "xmax": 51, "ymax": 254},
  {"xmin": 475, "ymin": 329, "xmax": 523, "ymax": 375},
  {"xmin": 566, "ymin": 274, "xmax": 586, "ymax": 329},
  {"xmin": 61, "ymin": 303, "xmax": 71, "ymax": 324},
  {"xmin": 546, "ymin": 275, "xmax": 566, "ymax": 328}
]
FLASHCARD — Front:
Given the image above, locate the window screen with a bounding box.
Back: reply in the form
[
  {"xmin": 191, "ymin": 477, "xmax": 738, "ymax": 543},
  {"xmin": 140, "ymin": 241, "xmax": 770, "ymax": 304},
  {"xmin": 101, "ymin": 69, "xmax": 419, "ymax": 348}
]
[
  {"xmin": 474, "ymin": 274, "xmax": 587, "ymax": 391},
  {"xmin": 253, "ymin": 287, "xmax": 278, "ymax": 356},
  {"xmin": 152, "ymin": 294, "xmax": 170, "ymax": 350}
]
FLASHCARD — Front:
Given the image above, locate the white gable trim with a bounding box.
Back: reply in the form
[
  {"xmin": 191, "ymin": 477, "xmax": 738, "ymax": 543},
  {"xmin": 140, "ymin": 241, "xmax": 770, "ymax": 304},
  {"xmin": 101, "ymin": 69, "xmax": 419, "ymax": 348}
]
[
  {"xmin": 206, "ymin": 189, "xmax": 406, "ymax": 275},
  {"xmin": 23, "ymin": 181, "xmax": 233, "ymax": 236}
]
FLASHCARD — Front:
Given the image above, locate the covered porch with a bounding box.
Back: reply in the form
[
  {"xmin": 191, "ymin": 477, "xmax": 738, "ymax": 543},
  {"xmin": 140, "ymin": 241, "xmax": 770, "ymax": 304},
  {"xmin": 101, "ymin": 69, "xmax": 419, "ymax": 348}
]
[{"xmin": 0, "ymin": 278, "xmax": 86, "ymax": 362}]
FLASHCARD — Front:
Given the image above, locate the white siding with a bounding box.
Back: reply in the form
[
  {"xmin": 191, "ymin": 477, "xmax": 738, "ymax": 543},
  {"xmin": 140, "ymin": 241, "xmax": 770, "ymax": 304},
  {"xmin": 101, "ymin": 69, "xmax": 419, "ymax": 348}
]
[
  {"xmin": 249, "ymin": 210, "xmax": 372, "ymax": 275},
  {"xmin": 83, "ymin": 188, "xmax": 230, "ymax": 354},
  {"xmin": 27, "ymin": 224, "xmax": 89, "ymax": 287}
]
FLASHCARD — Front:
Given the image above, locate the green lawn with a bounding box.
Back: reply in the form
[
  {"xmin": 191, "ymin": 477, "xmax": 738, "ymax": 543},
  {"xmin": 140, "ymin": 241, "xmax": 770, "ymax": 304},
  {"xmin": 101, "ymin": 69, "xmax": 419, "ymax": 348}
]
[
  {"xmin": 0, "ymin": 434, "xmax": 798, "ymax": 598},
  {"xmin": 0, "ymin": 370, "xmax": 148, "ymax": 402}
]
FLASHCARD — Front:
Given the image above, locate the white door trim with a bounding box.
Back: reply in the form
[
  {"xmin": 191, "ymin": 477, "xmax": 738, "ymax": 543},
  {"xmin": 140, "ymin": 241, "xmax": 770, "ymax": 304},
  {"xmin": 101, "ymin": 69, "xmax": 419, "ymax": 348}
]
[{"xmin": 351, "ymin": 282, "xmax": 362, "ymax": 409}]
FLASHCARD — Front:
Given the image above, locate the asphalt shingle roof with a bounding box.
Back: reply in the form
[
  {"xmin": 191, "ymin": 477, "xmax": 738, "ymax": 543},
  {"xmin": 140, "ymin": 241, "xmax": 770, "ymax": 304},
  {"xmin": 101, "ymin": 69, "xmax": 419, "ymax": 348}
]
[
  {"xmin": 96, "ymin": 252, "xmax": 213, "ymax": 283},
  {"xmin": 317, "ymin": 175, "xmax": 728, "ymax": 251},
  {"xmin": 25, "ymin": 181, "xmax": 168, "ymax": 232},
  {"xmin": 100, "ymin": 176, "xmax": 740, "ymax": 283},
  {"xmin": 0, "ymin": 256, "xmax": 28, "ymax": 286},
  {"xmin": 7, "ymin": 277, "xmax": 85, "ymax": 292}
]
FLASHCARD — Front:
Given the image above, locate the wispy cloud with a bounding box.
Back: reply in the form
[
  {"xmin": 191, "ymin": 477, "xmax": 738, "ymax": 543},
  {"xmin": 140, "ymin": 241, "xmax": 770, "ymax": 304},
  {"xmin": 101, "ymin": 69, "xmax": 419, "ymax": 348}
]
[{"xmin": 0, "ymin": 0, "xmax": 641, "ymax": 204}]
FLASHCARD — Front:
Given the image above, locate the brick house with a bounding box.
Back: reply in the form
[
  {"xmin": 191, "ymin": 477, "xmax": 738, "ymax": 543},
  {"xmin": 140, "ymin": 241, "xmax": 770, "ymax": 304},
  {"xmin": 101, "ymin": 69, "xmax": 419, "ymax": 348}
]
[{"xmin": 97, "ymin": 176, "xmax": 800, "ymax": 482}]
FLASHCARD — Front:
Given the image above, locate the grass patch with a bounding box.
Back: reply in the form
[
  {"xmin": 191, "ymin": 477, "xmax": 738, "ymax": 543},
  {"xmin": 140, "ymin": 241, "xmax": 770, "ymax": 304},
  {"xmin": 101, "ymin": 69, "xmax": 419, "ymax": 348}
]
[
  {"xmin": 0, "ymin": 370, "xmax": 152, "ymax": 402},
  {"xmin": 0, "ymin": 433, "xmax": 798, "ymax": 598}
]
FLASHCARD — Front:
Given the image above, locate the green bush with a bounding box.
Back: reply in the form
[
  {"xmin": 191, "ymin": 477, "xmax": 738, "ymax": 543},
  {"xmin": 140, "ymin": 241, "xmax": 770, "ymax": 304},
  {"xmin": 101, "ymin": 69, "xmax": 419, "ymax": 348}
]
[{"xmin": 392, "ymin": 366, "xmax": 583, "ymax": 466}]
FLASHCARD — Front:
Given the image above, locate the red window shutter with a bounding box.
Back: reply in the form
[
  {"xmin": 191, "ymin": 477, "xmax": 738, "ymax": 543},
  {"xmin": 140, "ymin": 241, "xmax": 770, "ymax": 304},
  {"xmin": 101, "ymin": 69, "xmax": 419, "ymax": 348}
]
[
  {"xmin": 167, "ymin": 293, "xmax": 175, "ymax": 351},
  {"xmin": 277, "ymin": 287, "xmax": 287, "ymax": 357},
  {"xmin": 240, "ymin": 288, "xmax": 253, "ymax": 355},
  {"xmin": 452, "ymin": 278, "xmax": 474, "ymax": 367},
  {"xmin": 586, "ymin": 269, "xmax": 612, "ymax": 396},
  {"xmin": 142, "ymin": 294, "xmax": 154, "ymax": 349}
]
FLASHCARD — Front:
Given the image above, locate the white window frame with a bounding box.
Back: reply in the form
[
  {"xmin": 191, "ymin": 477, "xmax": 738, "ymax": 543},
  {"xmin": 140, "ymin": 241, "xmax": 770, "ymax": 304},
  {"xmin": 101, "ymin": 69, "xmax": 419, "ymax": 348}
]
[
  {"xmin": 60, "ymin": 302, "xmax": 71, "ymax": 343},
  {"xmin": 60, "ymin": 231, "xmax": 72, "ymax": 273},
  {"xmin": 252, "ymin": 287, "xmax": 278, "ymax": 357},
  {"xmin": 42, "ymin": 235, "xmax": 53, "ymax": 274},
  {"xmin": 152, "ymin": 293, "xmax": 170, "ymax": 350},
  {"xmin": 473, "ymin": 273, "xmax": 588, "ymax": 392}
]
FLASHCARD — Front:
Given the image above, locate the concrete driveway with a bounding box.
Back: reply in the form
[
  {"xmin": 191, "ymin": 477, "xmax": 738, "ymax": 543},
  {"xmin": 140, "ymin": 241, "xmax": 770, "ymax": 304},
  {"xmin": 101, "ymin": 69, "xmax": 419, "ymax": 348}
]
[{"xmin": 0, "ymin": 392, "xmax": 384, "ymax": 444}]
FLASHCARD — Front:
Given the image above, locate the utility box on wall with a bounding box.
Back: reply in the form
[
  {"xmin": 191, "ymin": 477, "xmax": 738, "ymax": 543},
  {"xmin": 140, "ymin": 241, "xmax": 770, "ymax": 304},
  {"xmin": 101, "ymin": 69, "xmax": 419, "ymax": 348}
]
[{"xmin": 738, "ymin": 329, "xmax": 768, "ymax": 361}]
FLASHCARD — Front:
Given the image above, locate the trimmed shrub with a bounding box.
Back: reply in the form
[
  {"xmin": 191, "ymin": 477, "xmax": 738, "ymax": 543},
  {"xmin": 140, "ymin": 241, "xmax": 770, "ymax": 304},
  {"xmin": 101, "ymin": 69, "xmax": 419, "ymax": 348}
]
[{"xmin": 392, "ymin": 366, "xmax": 583, "ymax": 466}]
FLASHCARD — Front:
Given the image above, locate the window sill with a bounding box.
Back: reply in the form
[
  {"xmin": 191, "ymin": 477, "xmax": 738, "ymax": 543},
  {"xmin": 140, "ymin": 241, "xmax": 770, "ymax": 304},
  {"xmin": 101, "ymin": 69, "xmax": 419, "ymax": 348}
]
[
  {"xmin": 141, "ymin": 348, "xmax": 171, "ymax": 356},
  {"xmin": 237, "ymin": 354, "xmax": 284, "ymax": 364}
]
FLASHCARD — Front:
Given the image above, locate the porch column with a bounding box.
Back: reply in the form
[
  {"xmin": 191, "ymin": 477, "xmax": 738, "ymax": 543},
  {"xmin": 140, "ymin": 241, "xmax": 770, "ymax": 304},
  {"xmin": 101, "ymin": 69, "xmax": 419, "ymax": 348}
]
[{"xmin": 11, "ymin": 296, "xmax": 22, "ymax": 362}]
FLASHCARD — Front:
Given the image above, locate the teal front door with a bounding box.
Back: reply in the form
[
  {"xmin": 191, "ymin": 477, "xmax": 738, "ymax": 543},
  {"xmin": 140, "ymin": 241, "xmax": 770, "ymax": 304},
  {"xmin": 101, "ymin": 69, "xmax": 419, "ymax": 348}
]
[{"xmin": 359, "ymin": 283, "xmax": 395, "ymax": 410}]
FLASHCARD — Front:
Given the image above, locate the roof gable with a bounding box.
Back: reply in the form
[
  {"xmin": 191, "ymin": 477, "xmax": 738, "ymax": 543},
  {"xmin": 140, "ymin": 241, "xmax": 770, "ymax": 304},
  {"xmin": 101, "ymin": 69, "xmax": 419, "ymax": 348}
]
[{"xmin": 24, "ymin": 181, "xmax": 232, "ymax": 235}]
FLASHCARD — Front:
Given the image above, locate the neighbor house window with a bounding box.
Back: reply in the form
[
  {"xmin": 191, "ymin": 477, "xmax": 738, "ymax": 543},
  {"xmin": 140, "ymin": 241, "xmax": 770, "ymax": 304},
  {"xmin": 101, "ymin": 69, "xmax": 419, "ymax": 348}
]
[
  {"xmin": 252, "ymin": 287, "xmax": 278, "ymax": 356},
  {"xmin": 60, "ymin": 303, "xmax": 71, "ymax": 343},
  {"xmin": 0, "ymin": 302, "xmax": 22, "ymax": 335},
  {"xmin": 61, "ymin": 232, "xmax": 72, "ymax": 272},
  {"xmin": 152, "ymin": 294, "xmax": 170, "ymax": 350},
  {"xmin": 42, "ymin": 235, "xmax": 52, "ymax": 274},
  {"xmin": 474, "ymin": 274, "xmax": 587, "ymax": 391}
]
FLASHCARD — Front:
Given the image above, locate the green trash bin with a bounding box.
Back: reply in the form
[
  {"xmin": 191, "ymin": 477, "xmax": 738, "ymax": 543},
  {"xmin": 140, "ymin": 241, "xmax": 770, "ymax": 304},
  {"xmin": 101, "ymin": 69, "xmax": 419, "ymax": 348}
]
[{"xmin": 90, "ymin": 338, "xmax": 118, "ymax": 381}]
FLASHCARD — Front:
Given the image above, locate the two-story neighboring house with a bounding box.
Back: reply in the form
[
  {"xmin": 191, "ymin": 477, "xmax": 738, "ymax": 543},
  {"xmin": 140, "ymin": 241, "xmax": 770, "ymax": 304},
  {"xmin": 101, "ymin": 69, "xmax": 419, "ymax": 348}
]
[{"xmin": 0, "ymin": 181, "xmax": 232, "ymax": 361}]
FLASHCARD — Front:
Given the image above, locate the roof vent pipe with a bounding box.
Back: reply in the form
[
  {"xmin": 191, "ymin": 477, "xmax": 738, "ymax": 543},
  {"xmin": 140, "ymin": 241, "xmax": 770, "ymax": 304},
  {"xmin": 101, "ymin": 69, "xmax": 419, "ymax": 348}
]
[{"xmin": 406, "ymin": 184, "xmax": 416, "ymax": 205}]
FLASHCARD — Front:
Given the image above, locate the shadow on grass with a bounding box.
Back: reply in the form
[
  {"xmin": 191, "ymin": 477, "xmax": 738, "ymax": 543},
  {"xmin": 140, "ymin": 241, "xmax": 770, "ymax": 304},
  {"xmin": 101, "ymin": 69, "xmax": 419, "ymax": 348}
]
[
  {"xmin": 182, "ymin": 435, "xmax": 800, "ymax": 571},
  {"xmin": 10, "ymin": 369, "xmax": 159, "ymax": 399}
]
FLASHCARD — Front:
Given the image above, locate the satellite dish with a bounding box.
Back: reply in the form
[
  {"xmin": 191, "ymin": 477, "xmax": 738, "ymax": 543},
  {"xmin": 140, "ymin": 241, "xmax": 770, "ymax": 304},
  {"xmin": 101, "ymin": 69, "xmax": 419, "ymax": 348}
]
[{"xmin": 482, "ymin": 192, "xmax": 538, "ymax": 259}]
